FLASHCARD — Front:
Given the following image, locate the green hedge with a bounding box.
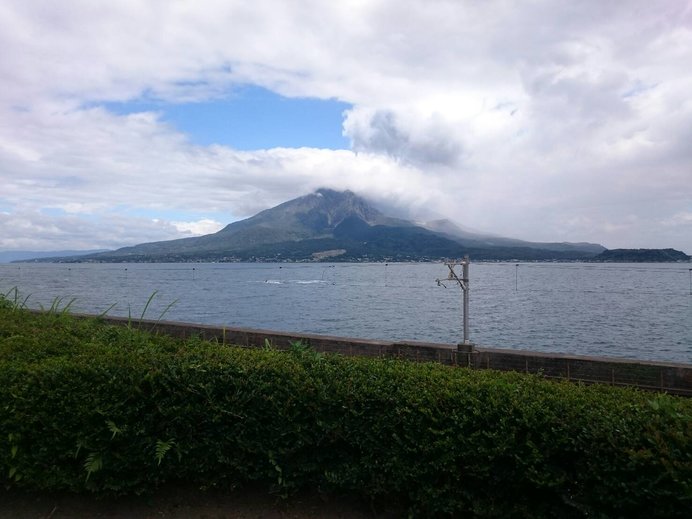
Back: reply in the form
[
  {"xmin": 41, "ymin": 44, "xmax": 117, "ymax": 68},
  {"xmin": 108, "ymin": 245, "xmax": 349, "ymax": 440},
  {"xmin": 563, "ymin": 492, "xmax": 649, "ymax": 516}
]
[{"xmin": 1, "ymin": 307, "xmax": 690, "ymax": 517}]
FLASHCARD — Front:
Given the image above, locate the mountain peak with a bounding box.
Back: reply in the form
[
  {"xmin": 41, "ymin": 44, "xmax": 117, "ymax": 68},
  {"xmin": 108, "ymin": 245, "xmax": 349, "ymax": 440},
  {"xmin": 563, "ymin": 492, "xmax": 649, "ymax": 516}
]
[
  {"xmin": 294, "ymin": 188, "xmax": 383, "ymax": 227},
  {"xmin": 314, "ymin": 187, "xmax": 354, "ymax": 198},
  {"xmin": 209, "ymin": 188, "xmax": 383, "ymax": 248},
  {"xmin": 48, "ymin": 189, "xmax": 608, "ymax": 262}
]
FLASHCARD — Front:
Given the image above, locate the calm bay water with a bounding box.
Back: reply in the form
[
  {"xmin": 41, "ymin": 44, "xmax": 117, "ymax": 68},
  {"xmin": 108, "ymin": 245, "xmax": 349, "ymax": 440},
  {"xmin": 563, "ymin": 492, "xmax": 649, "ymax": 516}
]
[{"xmin": 1, "ymin": 262, "xmax": 690, "ymax": 364}]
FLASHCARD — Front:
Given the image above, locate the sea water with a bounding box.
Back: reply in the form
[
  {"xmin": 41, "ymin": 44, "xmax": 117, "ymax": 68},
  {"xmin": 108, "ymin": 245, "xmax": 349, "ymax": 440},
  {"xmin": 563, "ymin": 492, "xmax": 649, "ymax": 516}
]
[{"xmin": 1, "ymin": 262, "xmax": 690, "ymax": 363}]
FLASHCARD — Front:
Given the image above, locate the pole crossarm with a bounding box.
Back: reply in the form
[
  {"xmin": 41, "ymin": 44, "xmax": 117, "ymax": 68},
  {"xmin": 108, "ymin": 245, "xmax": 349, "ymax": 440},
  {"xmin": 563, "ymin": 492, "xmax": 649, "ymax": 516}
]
[{"xmin": 436, "ymin": 256, "xmax": 472, "ymax": 346}]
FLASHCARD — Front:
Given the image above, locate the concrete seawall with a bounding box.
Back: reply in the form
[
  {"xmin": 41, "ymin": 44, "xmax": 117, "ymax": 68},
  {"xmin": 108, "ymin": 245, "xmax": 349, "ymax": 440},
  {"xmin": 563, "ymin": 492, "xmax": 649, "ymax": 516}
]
[{"xmin": 71, "ymin": 313, "xmax": 692, "ymax": 396}]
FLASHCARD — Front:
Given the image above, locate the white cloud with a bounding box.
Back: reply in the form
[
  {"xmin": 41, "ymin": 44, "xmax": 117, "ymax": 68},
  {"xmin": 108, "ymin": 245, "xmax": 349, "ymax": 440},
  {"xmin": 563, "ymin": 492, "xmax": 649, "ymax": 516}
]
[
  {"xmin": 0, "ymin": 0, "xmax": 691, "ymax": 253},
  {"xmin": 171, "ymin": 219, "xmax": 223, "ymax": 236},
  {"xmin": 662, "ymin": 211, "xmax": 692, "ymax": 227},
  {"xmin": 0, "ymin": 209, "xmax": 185, "ymax": 251}
]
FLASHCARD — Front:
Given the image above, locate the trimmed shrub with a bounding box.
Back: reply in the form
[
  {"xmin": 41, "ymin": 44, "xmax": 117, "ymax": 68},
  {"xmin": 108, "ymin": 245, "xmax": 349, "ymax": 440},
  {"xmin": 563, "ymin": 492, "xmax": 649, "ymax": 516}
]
[{"xmin": 1, "ymin": 307, "xmax": 690, "ymax": 517}]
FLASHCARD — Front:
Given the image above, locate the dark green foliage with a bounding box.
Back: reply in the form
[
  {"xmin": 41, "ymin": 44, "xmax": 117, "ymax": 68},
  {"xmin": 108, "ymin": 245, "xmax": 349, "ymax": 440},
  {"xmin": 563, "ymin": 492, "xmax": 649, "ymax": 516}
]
[
  {"xmin": 591, "ymin": 248, "xmax": 690, "ymax": 262},
  {"xmin": 1, "ymin": 306, "xmax": 690, "ymax": 517}
]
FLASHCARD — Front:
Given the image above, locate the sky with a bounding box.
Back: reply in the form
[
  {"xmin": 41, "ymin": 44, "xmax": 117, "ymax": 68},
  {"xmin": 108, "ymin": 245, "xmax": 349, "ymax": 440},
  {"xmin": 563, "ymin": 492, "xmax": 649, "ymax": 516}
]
[{"xmin": 1, "ymin": 0, "xmax": 691, "ymax": 253}]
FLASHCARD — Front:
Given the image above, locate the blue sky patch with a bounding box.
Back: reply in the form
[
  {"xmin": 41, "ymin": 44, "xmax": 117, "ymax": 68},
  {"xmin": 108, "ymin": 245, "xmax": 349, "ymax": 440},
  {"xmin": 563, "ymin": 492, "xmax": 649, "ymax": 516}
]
[{"xmin": 103, "ymin": 85, "xmax": 352, "ymax": 150}]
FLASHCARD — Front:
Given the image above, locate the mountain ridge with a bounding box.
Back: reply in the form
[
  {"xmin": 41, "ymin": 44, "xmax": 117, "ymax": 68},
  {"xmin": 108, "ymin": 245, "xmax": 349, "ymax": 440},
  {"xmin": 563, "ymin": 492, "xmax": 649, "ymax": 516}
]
[
  {"xmin": 421, "ymin": 219, "xmax": 606, "ymax": 255},
  {"xmin": 22, "ymin": 189, "xmax": 607, "ymax": 263}
]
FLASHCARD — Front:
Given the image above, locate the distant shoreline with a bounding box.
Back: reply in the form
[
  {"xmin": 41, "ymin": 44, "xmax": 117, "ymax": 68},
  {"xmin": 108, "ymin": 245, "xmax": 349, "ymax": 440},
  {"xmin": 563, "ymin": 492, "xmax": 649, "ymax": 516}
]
[{"xmin": 588, "ymin": 248, "xmax": 690, "ymax": 263}]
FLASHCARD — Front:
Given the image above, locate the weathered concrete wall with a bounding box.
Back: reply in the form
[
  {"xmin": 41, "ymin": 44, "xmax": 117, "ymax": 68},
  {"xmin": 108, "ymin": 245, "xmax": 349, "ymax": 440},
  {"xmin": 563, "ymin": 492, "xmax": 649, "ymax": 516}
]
[{"xmin": 70, "ymin": 313, "xmax": 692, "ymax": 396}]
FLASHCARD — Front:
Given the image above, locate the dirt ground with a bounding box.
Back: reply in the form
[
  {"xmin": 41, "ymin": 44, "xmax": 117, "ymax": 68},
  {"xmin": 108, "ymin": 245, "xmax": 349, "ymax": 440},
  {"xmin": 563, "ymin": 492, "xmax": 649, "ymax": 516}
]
[{"xmin": 0, "ymin": 484, "xmax": 402, "ymax": 519}]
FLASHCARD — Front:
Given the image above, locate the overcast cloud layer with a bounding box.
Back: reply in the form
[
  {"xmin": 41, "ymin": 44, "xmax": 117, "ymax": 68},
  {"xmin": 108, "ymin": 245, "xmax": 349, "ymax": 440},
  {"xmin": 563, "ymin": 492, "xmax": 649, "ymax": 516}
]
[{"xmin": 1, "ymin": 0, "xmax": 691, "ymax": 253}]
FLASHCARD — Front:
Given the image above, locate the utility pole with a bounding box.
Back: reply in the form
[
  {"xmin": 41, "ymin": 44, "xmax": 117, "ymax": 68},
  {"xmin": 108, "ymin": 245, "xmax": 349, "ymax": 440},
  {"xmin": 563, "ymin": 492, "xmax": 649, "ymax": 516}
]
[
  {"xmin": 437, "ymin": 256, "xmax": 472, "ymax": 347},
  {"xmin": 515, "ymin": 263, "xmax": 519, "ymax": 291}
]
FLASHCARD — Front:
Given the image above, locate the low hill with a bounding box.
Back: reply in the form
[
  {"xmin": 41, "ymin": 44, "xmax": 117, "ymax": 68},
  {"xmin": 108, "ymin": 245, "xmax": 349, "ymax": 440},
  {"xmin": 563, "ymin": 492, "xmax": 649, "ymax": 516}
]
[
  {"xmin": 0, "ymin": 249, "xmax": 108, "ymax": 263},
  {"xmin": 591, "ymin": 248, "xmax": 690, "ymax": 262}
]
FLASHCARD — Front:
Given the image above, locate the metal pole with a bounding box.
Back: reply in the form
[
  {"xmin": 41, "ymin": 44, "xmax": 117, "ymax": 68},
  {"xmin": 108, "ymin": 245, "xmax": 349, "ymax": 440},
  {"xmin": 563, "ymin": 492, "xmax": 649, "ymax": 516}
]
[
  {"xmin": 515, "ymin": 263, "xmax": 519, "ymax": 291},
  {"xmin": 436, "ymin": 257, "xmax": 472, "ymax": 348},
  {"xmin": 462, "ymin": 256, "xmax": 470, "ymax": 345}
]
